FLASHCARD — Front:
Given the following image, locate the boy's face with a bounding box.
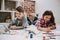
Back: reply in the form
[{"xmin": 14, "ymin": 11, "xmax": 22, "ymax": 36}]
[
  {"xmin": 43, "ymin": 15, "xmax": 51, "ymax": 22},
  {"xmin": 28, "ymin": 12, "xmax": 35, "ymax": 17},
  {"xmin": 15, "ymin": 11, "xmax": 24, "ymax": 20}
]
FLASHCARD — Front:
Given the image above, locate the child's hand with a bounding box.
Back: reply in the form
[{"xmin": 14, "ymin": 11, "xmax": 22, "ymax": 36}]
[
  {"xmin": 37, "ymin": 27, "xmax": 41, "ymax": 30},
  {"xmin": 37, "ymin": 27, "xmax": 51, "ymax": 33},
  {"xmin": 44, "ymin": 28, "xmax": 51, "ymax": 33},
  {"xmin": 4, "ymin": 29, "xmax": 8, "ymax": 32},
  {"xmin": 10, "ymin": 26, "xmax": 16, "ymax": 30}
]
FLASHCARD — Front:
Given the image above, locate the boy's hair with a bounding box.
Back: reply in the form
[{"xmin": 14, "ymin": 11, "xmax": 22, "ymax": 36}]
[
  {"xmin": 16, "ymin": 6, "xmax": 24, "ymax": 12},
  {"xmin": 43, "ymin": 10, "xmax": 55, "ymax": 23}
]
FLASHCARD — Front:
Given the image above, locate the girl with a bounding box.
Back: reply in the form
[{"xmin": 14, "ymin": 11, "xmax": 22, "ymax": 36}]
[{"xmin": 35, "ymin": 10, "xmax": 56, "ymax": 33}]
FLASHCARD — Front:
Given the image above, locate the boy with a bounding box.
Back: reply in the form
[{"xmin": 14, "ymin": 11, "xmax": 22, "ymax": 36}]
[
  {"xmin": 9, "ymin": 6, "xmax": 28, "ymax": 30},
  {"xmin": 27, "ymin": 8, "xmax": 38, "ymax": 25}
]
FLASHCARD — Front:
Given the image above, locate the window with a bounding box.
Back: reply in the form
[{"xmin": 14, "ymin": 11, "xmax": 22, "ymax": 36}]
[
  {"xmin": 5, "ymin": 0, "xmax": 16, "ymax": 11},
  {"xmin": 0, "ymin": 0, "xmax": 2, "ymax": 10},
  {"xmin": 0, "ymin": 12, "xmax": 12, "ymax": 23}
]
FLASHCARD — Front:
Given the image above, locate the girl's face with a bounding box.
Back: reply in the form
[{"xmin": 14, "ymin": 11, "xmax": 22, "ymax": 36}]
[
  {"xmin": 15, "ymin": 11, "xmax": 24, "ymax": 20},
  {"xmin": 43, "ymin": 15, "xmax": 51, "ymax": 22}
]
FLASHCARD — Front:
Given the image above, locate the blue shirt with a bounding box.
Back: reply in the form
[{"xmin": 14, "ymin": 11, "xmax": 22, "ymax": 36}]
[{"xmin": 27, "ymin": 17, "xmax": 38, "ymax": 25}]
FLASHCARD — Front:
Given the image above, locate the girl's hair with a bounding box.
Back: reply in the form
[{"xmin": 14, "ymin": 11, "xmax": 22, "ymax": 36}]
[{"xmin": 43, "ymin": 10, "xmax": 55, "ymax": 23}]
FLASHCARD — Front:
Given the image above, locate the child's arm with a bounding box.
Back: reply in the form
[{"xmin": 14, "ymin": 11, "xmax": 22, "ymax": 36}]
[
  {"xmin": 48, "ymin": 25, "xmax": 56, "ymax": 30},
  {"xmin": 37, "ymin": 27, "xmax": 51, "ymax": 33},
  {"xmin": 9, "ymin": 26, "xmax": 24, "ymax": 30}
]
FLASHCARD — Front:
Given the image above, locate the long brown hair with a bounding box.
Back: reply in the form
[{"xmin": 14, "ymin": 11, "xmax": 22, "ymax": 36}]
[{"xmin": 43, "ymin": 10, "xmax": 55, "ymax": 23}]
